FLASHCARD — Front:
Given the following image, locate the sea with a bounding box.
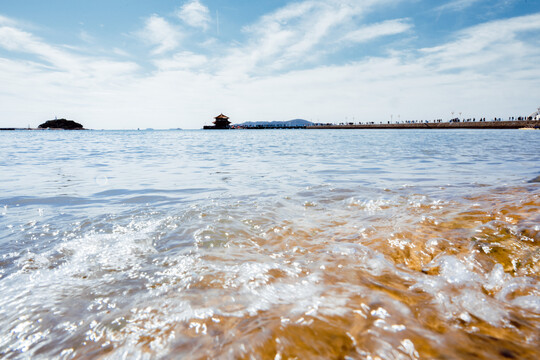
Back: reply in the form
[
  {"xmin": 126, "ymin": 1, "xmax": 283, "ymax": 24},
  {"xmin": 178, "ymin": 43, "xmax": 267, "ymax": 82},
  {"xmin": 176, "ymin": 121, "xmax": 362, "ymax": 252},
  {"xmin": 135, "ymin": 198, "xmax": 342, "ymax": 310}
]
[{"xmin": 0, "ymin": 129, "xmax": 539, "ymax": 359}]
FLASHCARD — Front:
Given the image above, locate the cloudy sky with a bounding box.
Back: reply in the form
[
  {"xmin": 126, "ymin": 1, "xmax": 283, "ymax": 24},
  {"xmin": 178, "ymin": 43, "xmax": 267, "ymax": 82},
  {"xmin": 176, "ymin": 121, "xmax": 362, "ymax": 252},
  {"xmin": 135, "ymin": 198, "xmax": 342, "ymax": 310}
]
[{"xmin": 1, "ymin": 0, "xmax": 539, "ymax": 129}]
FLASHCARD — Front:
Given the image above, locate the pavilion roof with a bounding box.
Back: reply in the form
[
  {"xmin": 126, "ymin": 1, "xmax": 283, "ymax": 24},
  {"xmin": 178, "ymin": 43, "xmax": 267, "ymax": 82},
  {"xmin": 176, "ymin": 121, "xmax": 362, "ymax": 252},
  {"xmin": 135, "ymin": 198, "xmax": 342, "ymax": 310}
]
[{"xmin": 214, "ymin": 113, "xmax": 229, "ymax": 120}]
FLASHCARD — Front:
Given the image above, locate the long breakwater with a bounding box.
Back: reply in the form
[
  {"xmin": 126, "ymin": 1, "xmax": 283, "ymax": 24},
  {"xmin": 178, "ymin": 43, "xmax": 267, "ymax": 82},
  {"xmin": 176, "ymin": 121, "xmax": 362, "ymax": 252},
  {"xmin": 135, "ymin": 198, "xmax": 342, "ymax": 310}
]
[
  {"xmin": 307, "ymin": 119, "xmax": 540, "ymax": 130},
  {"xmin": 230, "ymin": 119, "xmax": 540, "ymax": 130}
]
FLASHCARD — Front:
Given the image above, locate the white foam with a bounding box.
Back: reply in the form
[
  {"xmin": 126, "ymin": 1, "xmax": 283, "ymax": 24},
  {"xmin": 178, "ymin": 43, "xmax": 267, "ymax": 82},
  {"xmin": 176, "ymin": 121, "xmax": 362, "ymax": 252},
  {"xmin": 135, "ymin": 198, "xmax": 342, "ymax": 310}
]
[
  {"xmin": 0, "ymin": 217, "xmax": 162, "ymax": 357},
  {"xmin": 495, "ymin": 278, "xmax": 540, "ymax": 313},
  {"xmin": 328, "ymin": 243, "xmax": 393, "ymax": 276},
  {"xmin": 435, "ymin": 255, "xmax": 480, "ymax": 285},
  {"xmin": 511, "ymin": 295, "xmax": 540, "ymax": 313},
  {"xmin": 453, "ymin": 289, "xmax": 507, "ymax": 325},
  {"xmin": 484, "ymin": 263, "xmax": 509, "ymax": 291},
  {"xmin": 412, "ymin": 256, "xmax": 512, "ymax": 326},
  {"xmin": 348, "ymin": 198, "xmax": 392, "ymax": 213}
]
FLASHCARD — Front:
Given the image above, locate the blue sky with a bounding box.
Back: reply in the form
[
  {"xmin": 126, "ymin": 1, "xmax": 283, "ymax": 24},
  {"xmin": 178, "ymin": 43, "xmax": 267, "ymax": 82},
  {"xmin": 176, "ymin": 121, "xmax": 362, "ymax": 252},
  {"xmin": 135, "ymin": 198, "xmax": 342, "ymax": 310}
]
[{"xmin": 1, "ymin": 0, "xmax": 539, "ymax": 129}]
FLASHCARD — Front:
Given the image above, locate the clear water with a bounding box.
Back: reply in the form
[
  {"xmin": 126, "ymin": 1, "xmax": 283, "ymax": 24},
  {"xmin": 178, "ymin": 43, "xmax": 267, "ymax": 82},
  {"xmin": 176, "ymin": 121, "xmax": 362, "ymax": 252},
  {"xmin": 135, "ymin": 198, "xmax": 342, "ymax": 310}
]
[{"xmin": 0, "ymin": 129, "xmax": 539, "ymax": 359}]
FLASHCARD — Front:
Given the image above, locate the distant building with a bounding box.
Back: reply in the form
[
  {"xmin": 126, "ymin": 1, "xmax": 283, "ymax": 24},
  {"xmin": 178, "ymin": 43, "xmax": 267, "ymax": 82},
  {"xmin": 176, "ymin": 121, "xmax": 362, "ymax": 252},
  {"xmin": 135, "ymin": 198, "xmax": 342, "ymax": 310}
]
[{"xmin": 203, "ymin": 113, "xmax": 231, "ymax": 129}]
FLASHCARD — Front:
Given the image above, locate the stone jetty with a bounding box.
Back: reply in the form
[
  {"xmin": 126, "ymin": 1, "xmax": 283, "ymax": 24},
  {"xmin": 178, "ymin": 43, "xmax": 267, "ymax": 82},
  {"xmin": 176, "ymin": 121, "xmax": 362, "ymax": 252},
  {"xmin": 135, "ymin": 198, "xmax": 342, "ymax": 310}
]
[{"xmin": 307, "ymin": 119, "xmax": 540, "ymax": 129}]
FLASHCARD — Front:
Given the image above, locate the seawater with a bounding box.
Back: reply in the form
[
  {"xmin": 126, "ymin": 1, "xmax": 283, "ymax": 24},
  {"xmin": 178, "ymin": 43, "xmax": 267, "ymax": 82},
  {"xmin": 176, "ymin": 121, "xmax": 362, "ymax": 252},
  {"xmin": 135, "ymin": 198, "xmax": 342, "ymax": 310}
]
[{"xmin": 0, "ymin": 129, "xmax": 539, "ymax": 359}]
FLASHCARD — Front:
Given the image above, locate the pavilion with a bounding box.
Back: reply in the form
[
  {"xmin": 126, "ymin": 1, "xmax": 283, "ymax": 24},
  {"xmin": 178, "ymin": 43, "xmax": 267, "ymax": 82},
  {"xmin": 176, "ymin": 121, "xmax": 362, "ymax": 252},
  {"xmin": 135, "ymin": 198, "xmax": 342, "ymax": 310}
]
[{"xmin": 203, "ymin": 114, "xmax": 231, "ymax": 129}]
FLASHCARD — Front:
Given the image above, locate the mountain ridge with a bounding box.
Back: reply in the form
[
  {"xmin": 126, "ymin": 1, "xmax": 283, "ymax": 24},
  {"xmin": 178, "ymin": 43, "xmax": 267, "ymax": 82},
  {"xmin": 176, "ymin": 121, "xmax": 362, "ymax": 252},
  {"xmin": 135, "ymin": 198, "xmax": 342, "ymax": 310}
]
[{"xmin": 234, "ymin": 119, "xmax": 313, "ymax": 127}]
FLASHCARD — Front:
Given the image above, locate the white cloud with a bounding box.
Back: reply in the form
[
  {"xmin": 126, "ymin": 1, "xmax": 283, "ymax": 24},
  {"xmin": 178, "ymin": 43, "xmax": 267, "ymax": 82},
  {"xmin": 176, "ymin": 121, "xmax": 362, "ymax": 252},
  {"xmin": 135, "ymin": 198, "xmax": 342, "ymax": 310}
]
[
  {"xmin": 1, "ymin": 8, "xmax": 540, "ymax": 130},
  {"xmin": 222, "ymin": 0, "xmax": 406, "ymax": 75},
  {"xmin": 341, "ymin": 18, "xmax": 412, "ymax": 44},
  {"xmin": 0, "ymin": 14, "xmax": 16, "ymax": 26},
  {"xmin": 242, "ymin": 1, "xmax": 353, "ymax": 66},
  {"xmin": 177, "ymin": 0, "xmax": 211, "ymax": 30},
  {"xmin": 435, "ymin": 0, "xmax": 484, "ymax": 12},
  {"xmin": 112, "ymin": 48, "xmax": 130, "ymax": 57},
  {"xmin": 0, "ymin": 23, "xmax": 139, "ymax": 76},
  {"xmin": 79, "ymin": 30, "xmax": 95, "ymax": 44},
  {"xmin": 102, "ymin": 10, "xmax": 540, "ymax": 127},
  {"xmin": 139, "ymin": 15, "xmax": 182, "ymax": 54},
  {"xmin": 0, "ymin": 25, "xmax": 84, "ymax": 71},
  {"xmin": 153, "ymin": 51, "xmax": 208, "ymax": 71},
  {"xmin": 420, "ymin": 13, "xmax": 540, "ymax": 72}
]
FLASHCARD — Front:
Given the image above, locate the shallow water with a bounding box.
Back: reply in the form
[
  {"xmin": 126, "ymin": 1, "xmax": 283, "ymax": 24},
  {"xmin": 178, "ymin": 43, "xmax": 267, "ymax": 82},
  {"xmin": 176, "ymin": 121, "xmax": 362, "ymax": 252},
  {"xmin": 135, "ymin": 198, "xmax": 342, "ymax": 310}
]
[{"xmin": 0, "ymin": 129, "xmax": 539, "ymax": 359}]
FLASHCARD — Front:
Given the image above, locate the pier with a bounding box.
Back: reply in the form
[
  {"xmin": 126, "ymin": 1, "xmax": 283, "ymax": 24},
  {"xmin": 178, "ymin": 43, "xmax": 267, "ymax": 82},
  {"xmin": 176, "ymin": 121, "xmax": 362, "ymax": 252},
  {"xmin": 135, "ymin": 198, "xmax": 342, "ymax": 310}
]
[
  {"xmin": 230, "ymin": 119, "xmax": 540, "ymax": 130},
  {"xmin": 307, "ymin": 119, "xmax": 540, "ymax": 130}
]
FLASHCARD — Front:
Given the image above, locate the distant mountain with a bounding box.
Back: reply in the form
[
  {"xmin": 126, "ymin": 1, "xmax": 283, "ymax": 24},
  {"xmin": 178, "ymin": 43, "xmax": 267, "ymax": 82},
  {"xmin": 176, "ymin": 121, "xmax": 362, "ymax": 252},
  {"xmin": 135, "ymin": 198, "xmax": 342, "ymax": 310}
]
[{"xmin": 235, "ymin": 119, "xmax": 313, "ymax": 127}]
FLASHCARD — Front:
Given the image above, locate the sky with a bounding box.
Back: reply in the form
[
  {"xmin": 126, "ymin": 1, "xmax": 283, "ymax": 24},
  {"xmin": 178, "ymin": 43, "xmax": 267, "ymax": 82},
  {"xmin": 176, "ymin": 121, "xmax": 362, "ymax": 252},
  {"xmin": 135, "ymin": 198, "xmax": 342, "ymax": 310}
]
[{"xmin": 0, "ymin": 0, "xmax": 539, "ymax": 129}]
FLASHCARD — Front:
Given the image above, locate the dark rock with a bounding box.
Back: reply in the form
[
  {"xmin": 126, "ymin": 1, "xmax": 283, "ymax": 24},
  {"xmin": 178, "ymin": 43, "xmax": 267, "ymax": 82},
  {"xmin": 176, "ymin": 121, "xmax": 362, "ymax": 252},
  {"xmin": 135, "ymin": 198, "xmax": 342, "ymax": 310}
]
[
  {"xmin": 528, "ymin": 175, "xmax": 540, "ymax": 183},
  {"xmin": 38, "ymin": 119, "xmax": 84, "ymax": 130}
]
